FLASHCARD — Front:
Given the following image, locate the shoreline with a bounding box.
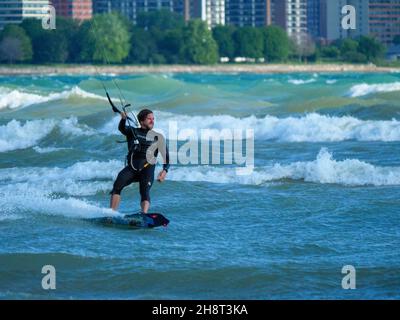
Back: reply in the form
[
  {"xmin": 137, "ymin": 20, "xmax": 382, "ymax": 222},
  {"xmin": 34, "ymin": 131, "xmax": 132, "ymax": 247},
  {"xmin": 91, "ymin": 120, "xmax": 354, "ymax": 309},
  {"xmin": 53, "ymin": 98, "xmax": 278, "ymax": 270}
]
[{"xmin": 0, "ymin": 63, "xmax": 399, "ymax": 75}]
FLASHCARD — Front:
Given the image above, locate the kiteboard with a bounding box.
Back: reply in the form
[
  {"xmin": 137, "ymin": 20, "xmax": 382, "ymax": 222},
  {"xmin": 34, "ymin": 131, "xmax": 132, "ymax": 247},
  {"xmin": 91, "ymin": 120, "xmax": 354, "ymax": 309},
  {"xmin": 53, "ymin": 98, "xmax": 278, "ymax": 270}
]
[{"xmin": 89, "ymin": 213, "xmax": 169, "ymax": 229}]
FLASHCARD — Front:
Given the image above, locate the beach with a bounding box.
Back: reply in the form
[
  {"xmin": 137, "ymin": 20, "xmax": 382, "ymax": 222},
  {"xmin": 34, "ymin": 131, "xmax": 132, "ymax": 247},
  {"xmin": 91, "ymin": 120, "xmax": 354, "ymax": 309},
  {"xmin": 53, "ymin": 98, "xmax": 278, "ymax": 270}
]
[{"xmin": 0, "ymin": 63, "xmax": 400, "ymax": 75}]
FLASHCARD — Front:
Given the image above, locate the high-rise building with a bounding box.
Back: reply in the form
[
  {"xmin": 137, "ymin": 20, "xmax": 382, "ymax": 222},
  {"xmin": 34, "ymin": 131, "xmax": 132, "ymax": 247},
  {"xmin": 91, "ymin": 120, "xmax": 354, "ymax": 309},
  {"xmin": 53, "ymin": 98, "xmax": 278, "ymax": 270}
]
[
  {"xmin": 369, "ymin": 0, "xmax": 400, "ymax": 45},
  {"xmin": 51, "ymin": 0, "xmax": 92, "ymax": 21},
  {"xmin": 180, "ymin": 0, "xmax": 225, "ymax": 28},
  {"xmin": 92, "ymin": 1, "xmax": 226, "ymax": 29},
  {"xmin": 270, "ymin": 0, "xmax": 276, "ymax": 24},
  {"xmin": 225, "ymin": 0, "xmax": 271, "ymax": 27},
  {"xmin": 0, "ymin": 0, "xmax": 51, "ymax": 29},
  {"xmin": 92, "ymin": 0, "xmax": 187, "ymax": 24},
  {"xmin": 320, "ymin": 0, "xmax": 369, "ymax": 42},
  {"xmin": 188, "ymin": 0, "xmax": 201, "ymax": 21},
  {"xmin": 275, "ymin": 0, "xmax": 308, "ymax": 44},
  {"xmin": 307, "ymin": 0, "xmax": 321, "ymax": 39},
  {"xmin": 202, "ymin": 0, "xmax": 225, "ymax": 28}
]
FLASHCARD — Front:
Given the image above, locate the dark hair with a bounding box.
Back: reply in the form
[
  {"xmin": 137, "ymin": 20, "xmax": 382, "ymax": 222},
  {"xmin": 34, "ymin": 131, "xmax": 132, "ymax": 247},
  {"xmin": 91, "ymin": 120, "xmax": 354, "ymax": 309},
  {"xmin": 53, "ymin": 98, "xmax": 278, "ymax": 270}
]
[{"xmin": 137, "ymin": 109, "xmax": 153, "ymax": 123}]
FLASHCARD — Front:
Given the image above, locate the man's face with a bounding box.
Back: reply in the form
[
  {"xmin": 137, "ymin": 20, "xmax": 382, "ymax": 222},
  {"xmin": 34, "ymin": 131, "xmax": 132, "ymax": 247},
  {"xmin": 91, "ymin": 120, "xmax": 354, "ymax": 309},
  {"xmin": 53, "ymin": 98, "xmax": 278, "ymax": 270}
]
[{"xmin": 141, "ymin": 113, "xmax": 154, "ymax": 130}]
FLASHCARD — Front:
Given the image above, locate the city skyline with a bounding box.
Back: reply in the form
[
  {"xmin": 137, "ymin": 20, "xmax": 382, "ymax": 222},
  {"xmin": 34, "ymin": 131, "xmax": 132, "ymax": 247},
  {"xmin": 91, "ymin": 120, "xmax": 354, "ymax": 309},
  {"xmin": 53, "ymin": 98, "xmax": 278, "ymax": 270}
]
[{"xmin": 1, "ymin": 0, "xmax": 400, "ymax": 46}]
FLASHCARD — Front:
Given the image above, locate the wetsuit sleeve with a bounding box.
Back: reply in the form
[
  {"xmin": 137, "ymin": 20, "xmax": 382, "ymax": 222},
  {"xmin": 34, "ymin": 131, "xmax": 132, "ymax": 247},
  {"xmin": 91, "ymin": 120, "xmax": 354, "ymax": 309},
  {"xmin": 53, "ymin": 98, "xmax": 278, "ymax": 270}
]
[
  {"xmin": 162, "ymin": 144, "xmax": 170, "ymax": 172},
  {"xmin": 118, "ymin": 118, "xmax": 133, "ymax": 138}
]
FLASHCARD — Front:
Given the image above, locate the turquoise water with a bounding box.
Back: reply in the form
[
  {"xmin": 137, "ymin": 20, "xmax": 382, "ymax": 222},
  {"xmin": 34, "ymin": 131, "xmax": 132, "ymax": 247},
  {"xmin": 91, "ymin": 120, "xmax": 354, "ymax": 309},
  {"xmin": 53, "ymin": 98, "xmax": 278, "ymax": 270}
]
[{"xmin": 0, "ymin": 72, "xmax": 399, "ymax": 299}]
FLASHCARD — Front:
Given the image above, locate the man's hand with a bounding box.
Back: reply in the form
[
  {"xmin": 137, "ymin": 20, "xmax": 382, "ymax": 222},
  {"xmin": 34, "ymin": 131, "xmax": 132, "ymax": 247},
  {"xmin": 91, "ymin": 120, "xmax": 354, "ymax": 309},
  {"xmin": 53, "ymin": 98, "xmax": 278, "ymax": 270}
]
[
  {"xmin": 157, "ymin": 170, "xmax": 167, "ymax": 182},
  {"xmin": 121, "ymin": 112, "xmax": 127, "ymax": 120}
]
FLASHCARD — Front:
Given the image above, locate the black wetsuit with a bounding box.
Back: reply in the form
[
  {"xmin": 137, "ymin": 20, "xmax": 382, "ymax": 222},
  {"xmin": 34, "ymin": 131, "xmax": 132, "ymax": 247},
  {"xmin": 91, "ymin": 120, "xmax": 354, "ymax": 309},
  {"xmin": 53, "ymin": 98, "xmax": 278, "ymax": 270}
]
[{"xmin": 111, "ymin": 118, "xmax": 170, "ymax": 203}]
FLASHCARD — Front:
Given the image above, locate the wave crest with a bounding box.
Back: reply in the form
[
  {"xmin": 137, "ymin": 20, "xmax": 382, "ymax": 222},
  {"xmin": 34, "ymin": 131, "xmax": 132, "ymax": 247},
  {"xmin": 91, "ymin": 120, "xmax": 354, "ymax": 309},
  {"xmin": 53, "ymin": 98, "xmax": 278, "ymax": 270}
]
[
  {"xmin": 348, "ymin": 82, "xmax": 400, "ymax": 97},
  {"xmin": 0, "ymin": 86, "xmax": 105, "ymax": 110},
  {"xmin": 0, "ymin": 117, "xmax": 95, "ymax": 152},
  {"xmin": 169, "ymin": 148, "xmax": 400, "ymax": 186},
  {"xmin": 124, "ymin": 112, "xmax": 400, "ymax": 142}
]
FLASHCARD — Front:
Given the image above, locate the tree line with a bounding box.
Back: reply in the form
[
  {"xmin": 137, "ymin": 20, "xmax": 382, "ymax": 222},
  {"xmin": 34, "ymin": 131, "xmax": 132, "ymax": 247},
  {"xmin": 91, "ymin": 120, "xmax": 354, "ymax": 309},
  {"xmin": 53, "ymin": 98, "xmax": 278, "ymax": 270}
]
[{"xmin": 0, "ymin": 10, "xmax": 387, "ymax": 65}]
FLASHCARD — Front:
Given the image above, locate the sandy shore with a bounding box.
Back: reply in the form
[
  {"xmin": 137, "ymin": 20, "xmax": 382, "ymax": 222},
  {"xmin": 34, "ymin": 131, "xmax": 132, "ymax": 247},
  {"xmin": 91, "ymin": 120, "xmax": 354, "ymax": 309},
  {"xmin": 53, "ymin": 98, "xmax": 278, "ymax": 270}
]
[{"xmin": 0, "ymin": 63, "xmax": 399, "ymax": 75}]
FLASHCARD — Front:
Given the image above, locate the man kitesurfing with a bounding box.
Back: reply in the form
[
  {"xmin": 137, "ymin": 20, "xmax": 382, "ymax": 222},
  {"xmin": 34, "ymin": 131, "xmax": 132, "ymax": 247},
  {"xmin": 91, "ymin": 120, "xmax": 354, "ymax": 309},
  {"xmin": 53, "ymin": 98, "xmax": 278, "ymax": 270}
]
[
  {"xmin": 109, "ymin": 108, "xmax": 170, "ymax": 214},
  {"xmin": 105, "ymin": 92, "xmax": 169, "ymax": 215}
]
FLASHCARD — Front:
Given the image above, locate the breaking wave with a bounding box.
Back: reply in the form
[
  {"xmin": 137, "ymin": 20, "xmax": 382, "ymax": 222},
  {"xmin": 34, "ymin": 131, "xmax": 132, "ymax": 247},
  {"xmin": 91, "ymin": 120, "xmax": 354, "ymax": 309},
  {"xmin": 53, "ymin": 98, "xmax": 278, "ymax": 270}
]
[{"xmin": 0, "ymin": 86, "xmax": 105, "ymax": 110}]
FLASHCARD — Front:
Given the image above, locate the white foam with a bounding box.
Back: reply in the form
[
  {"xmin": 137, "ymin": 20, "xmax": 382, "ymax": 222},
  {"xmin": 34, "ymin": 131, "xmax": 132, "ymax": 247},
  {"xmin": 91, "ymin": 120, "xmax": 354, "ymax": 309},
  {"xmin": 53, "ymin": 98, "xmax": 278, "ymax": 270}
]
[
  {"xmin": 0, "ymin": 160, "xmax": 122, "ymax": 185},
  {"xmin": 265, "ymin": 148, "xmax": 400, "ymax": 186},
  {"xmin": 0, "ymin": 160, "xmax": 122, "ymax": 197},
  {"xmin": 0, "ymin": 117, "xmax": 95, "ymax": 152},
  {"xmin": 57, "ymin": 86, "xmax": 105, "ymax": 101},
  {"xmin": 58, "ymin": 117, "xmax": 96, "ymax": 136},
  {"xmin": 0, "ymin": 88, "xmax": 50, "ymax": 109},
  {"xmin": 100, "ymin": 112, "xmax": 400, "ymax": 142},
  {"xmin": 100, "ymin": 73, "xmax": 117, "ymax": 77},
  {"xmin": 99, "ymin": 115, "xmax": 121, "ymax": 135},
  {"xmin": 348, "ymin": 82, "xmax": 400, "ymax": 97},
  {"xmin": 326, "ymin": 79, "xmax": 337, "ymax": 84},
  {"xmin": 5, "ymin": 150, "xmax": 397, "ymax": 191},
  {"xmin": 0, "ymin": 119, "xmax": 57, "ymax": 152},
  {"xmin": 0, "ymin": 189, "xmax": 119, "ymax": 219},
  {"xmin": 288, "ymin": 78, "xmax": 316, "ymax": 85},
  {"xmin": 169, "ymin": 148, "xmax": 400, "ymax": 186},
  {"xmin": 0, "ymin": 86, "xmax": 105, "ymax": 110},
  {"xmin": 0, "ymin": 152, "xmax": 398, "ymax": 222},
  {"xmin": 142, "ymin": 112, "xmax": 400, "ymax": 142},
  {"xmin": 33, "ymin": 146, "xmax": 72, "ymax": 154},
  {"xmin": 0, "ymin": 160, "xmax": 124, "ymax": 219}
]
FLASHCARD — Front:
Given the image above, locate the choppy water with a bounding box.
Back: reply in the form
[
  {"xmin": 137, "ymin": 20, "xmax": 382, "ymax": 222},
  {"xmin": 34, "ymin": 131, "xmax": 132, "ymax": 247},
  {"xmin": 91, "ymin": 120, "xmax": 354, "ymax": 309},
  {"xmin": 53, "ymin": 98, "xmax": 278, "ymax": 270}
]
[{"xmin": 0, "ymin": 72, "xmax": 399, "ymax": 299}]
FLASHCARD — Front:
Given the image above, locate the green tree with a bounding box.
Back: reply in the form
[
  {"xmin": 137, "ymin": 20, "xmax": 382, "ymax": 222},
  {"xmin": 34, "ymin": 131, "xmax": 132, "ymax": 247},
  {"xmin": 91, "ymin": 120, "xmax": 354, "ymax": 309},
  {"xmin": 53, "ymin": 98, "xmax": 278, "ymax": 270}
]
[
  {"xmin": 343, "ymin": 51, "xmax": 368, "ymax": 63},
  {"xmin": 149, "ymin": 53, "xmax": 166, "ymax": 64},
  {"xmin": 159, "ymin": 28, "xmax": 184, "ymax": 64},
  {"xmin": 338, "ymin": 38, "xmax": 358, "ymax": 58},
  {"xmin": 20, "ymin": 17, "xmax": 80, "ymax": 63},
  {"xmin": 0, "ymin": 24, "xmax": 32, "ymax": 62},
  {"xmin": 20, "ymin": 18, "xmax": 43, "ymax": 42},
  {"xmin": 127, "ymin": 27, "xmax": 157, "ymax": 64},
  {"xmin": 33, "ymin": 31, "xmax": 69, "ymax": 63},
  {"xmin": 233, "ymin": 27, "xmax": 264, "ymax": 59},
  {"xmin": 79, "ymin": 13, "xmax": 131, "ymax": 63},
  {"xmin": 357, "ymin": 35, "xmax": 386, "ymax": 62},
  {"xmin": 212, "ymin": 25, "xmax": 235, "ymax": 59},
  {"xmin": 20, "ymin": 18, "xmax": 45, "ymax": 63},
  {"xmin": 320, "ymin": 46, "xmax": 340, "ymax": 59},
  {"xmin": 180, "ymin": 20, "xmax": 218, "ymax": 64},
  {"xmin": 55, "ymin": 17, "xmax": 80, "ymax": 62},
  {"xmin": 262, "ymin": 25, "xmax": 289, "ymax": 62},
  {"xmin": 133, "ymin": 10, "xmax": 186, "ymax": 64},
  {"xmin": 0, "ymin": 38, "xmax": 23, "ymax": 63}
]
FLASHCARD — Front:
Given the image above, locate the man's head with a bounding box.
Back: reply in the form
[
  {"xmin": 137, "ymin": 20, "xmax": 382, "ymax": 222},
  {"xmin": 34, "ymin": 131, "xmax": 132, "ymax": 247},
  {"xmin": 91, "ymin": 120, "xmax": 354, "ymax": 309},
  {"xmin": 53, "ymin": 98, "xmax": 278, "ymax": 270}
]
[{"xmin": 137, "ymin": 109, "xmax": 154, "ymax": 130}]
